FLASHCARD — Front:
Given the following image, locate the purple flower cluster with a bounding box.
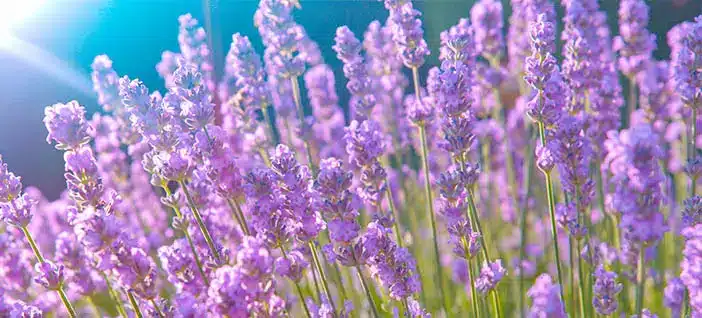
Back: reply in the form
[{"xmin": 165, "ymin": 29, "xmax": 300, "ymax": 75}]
[
  {"xmin": 673, "ymin": 16, "xmax": 702, "ymax": 109},
  {"xmin": 613, "ymin": 0, "xmax": 656, "ymax": 79},
  {"xmin": 527, "ymin": 273, "xmax": 565, "ymax": 318},
  {"xmin": 592, "ymin": 265, "xmax": 623, "ymax": 315},
  {"xmin": 604, "ymin": 124, "xmax": 667, "ymax": 243},
  {"xmin": 681, "ymin": 224, "xmax": 702, "ymax": 315},
  {"xmin": 381, "ymin": 0, "xmax": 430, "ymax": 68},
  {"xmin": 7, "ymin": 2, "xmax": 702, "ymax": 317}
]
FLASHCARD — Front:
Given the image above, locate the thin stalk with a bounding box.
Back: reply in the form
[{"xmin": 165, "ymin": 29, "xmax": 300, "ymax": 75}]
[
  {"xmin": 281, "ymin": 246, "xmax": 313, "ymax": 318},
  {"xmin": 150, "ymin": 299, "xmax": 164, "ymax": 318},
  {"xmin": 355, "ymin": 265, "xmax": 380, "ymax": 318},
  {"xmin": 290, "ymin": 76, "xmax": 317, "ymax": 175},
  {"xmin": 569, "ymin": 236, "xmax": 576, "ymax": 317},
  {"xmin": 491, "ymin": 290, "xmax": 502, "ymax": 318},
  {"xmin": 21, "ymin": 226, "xmax": 78, "ymax": 318},
  {"xmin": 466, "ymin": 190, "xmax": 490, "ymax": 261},
  {"xmin": 577, "ymin": 241, "xmax": 587, "ymax": 318},
  {"xmin": 537, "ymin": 121, "xmax": 567, "ymax": 306},
  {"xmin": 635, "ymin": 242, "xmax": 646, "ymax": 317},
  {"xmin": 261, "ymin": 104, "xmax": 278, "ymax": 145},
  {"xmin": 178, "ymin": 180, "xmax": 221, "ymax": 262},
  {"xmin": 162, "ymin": 185, "xmax": 210, "ymax": 285},
  {"xmin": 258, "ymin": 148, "xmax": 272, "ymax": 167},
  {"xmin": 226, "ymin": 198, "xmax": 250, "ymax": 236},
  {"xmin": 518, "ymin": 133, "xmax": 535, "ymax": 317},
  {"xmin": 626, "ymin": 78, "xmax": 636, "ymax": 128},
  {"xmin": 385, "ymin": 183, "xmax": 403, "ymax": 247},
  {"xmin": 101, "ymin": 271, "xmax": 128, "ymax": 318},
  {"xmin": 418, "ymin": 123, "xmax": 449, "ymax": 315},
  {"xmin": 466, "ymin": 257, "xmax": 480, "ymax": 318},
  {"xmin": 308, "ymin": 242, "xmax": 338, "ymax": 314},
  {"xmin": 127, "ymin": 290, "xmax": 144, "ymax": 318},
  {"xmin": 691, "ymin": 107, "xmax": 697, "ymax": 195}
]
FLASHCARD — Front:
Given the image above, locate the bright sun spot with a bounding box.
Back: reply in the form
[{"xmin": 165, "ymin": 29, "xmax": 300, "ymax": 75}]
[{"xmin": 0, "ymin": 0, "xmax": 45, "ymax": 37}]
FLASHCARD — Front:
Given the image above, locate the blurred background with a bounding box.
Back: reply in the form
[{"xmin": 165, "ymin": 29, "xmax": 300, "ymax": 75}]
[{"xmin": 0, "ymin": 0, "xmax": 699, "ymax": 199}]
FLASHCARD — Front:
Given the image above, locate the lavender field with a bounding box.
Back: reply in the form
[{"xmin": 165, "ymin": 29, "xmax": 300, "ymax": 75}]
[{"xmin": 1, "ymin": 0, "xmax": 701, "ymax": 317}]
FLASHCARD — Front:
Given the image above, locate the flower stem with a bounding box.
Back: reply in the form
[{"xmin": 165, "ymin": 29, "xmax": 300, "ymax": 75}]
[
  {"xmin": 355, "ymin": 265, "xmax": 380, "ymax": 318},
  {"xmin": 518, "ymin": 132, "xmax": 535, "ymax": 317},
  {"xmin": 577, "ymin": 240, "xmax": 587, "ymax": 318},
  {"xmin": 290, "ymin": 76, "xmax": 317, "ymax": 176},
  {"xmin": 21, "ymin": 226, "xmax": 78, "ymax": 317},
  {"xmin": 537, "ymin": 121, "xmax": 567, "ymax": 307},
  {"xmin": 127, "ymin": 290, "xmax": 143, "ymax": 318},
  {"xmin": 384, "ymin": 182, "xmax": 403, "ymax": 247},
  {"xmin": 280, "ymin": 246, "xmax": 313, "ymax": 318},
  {"xmin": 635, "ymin": 242, "xmax": 646, "ymax": 317},
  {"xmin": 226, "ymin": 198, "xmax": 250, "ymax": 236},
  {"xmin": 161, "ymin": 184, "xmax": 210, "ymax": 285},
  {"xmin": 261, "ymin": 103, "xmax": 279, "ymax": 145},
  {"xmin": 178, "ymin": 180, "xmax": 221, "ymax": 263},
  {"xmin": 150, "ymin": 299, "xmax": 164, "ymax": 318},
  {"xmin": 691, "ymin": 106, "xmax": 697, "ymax": 195},
  {"xmin": 466, "ymin": 257, "xmax": 480, "ymax": 318},
  {"xmin": 466, "ymin": 189, "xmax": 490, "ymax": 262},
  {"xmin": 101, "ymin": 271, "xmax": 128, "ymax": 318},
  {"xmin": 308, "ymin": 242, "xmax": 337, "ymax": 315},
  {"xmin": 418, "ymin": 123, "xmax": 450, "ymax": 315}
]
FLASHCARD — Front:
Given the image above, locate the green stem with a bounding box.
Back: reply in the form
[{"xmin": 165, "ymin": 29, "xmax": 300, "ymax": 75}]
[
  {"xmin": 226, "ymin": 198, "xmax": 250, "ymax": 236},
  {"xmin": 355, "ymin": 265, "xmax": 380, "ymax": 318},
  {"xmin": 281, "ymin": 246, "xmax": 313, "ymax": 318},
  {"xmin": 308, "ymin": 242, "xmax": 337, "ymax": 315},
  {"xmin": 466, "ymin": 258, "xmax": 480, "ymax": 318},
  {"xmin": 466, "ymin": 190, "xmax": 490, "ymax": 261},
  {"xmin": 161, "ymin": 184, "xmax": 210, "ymax": 285},
  {"xmin": 537, "ymin": 122, "xmax": 567, "ymax": 307},
  {"xmin": 290, "ymin": 76, "xmax": 317, "ymax": 176},
  {"xmin": 692, "ymin": 107, "xmax": 697, "ymax": 196},
  {"xmin": 577, "ymin": 241, "xmax": 587, "ymax": 318},
  {"xmin": 491, "ymin": 290, "xmax": 502, "ymax": 318},
  {"xmin": 635, "ymin": 242, "xmax": 646, "ymax": 317},
  {"xmin": 178, "ymin": 180, "xmax": 221, "ymax": 262},
  {"xmin": 261, "ymin": 104, "xmax": 279, "ymax": 145},
  {"xmin": 569, "ymin": 236, "xmax": 576, "ymax": 317},
  {"xmin": 150, "ymin": 299, "xmax": 164, "ymax": 318},
  {"xmin": 21, "ymin": 226, "xmax": 77, "ymax": 317},
  {"xmin": 127, "ymin": 290, "xmax": 143, "ymax": 318},
  {"xmin": 385, "ymin": 181, "xmax": 403, "ymax": 247},
  {"xmin": 418, "ymin": 123, "xmax": 450, "ymax": 315},
  {"xmin": 518, "ymin": 132, "xmax": 535, "ymax": 317},
  {"xmin": 101, "ymin": 271, "xmax": 128, "ymax": 318},
  {"xmin": 57, "ymin": 286, "xmax": 77, "ymax": 318},
  {"xmin": 626, "ymin": 78, "xmax": 636, "ymax": 128}
]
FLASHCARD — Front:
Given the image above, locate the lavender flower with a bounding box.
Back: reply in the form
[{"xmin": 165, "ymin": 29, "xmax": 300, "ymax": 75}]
[
  {"xmin": 363, "ymin": 221, "xmax": 421, "ymax": 300},
  {"xmin": 91, "ymin": 55, "xmax": 121, "ymax": 112},
  {"xmin": 673, "ymin": 16, "xmax": 702, "ymax": 109},
  {"xmin": 225, "ymin": 33, "xmax": 269, "ymax": 110},
  {"xmin": 592, "ymin": 265, "xmax": 622, "ymax": 315},
  {"xmin": 381, "ymin": 0, "xmax": 430, "ymax": 68},
  {"xmin": 33, "ymin": 261, "xmax": 65, "ymax": 291},
  {"xmin": 476, "ymin": 260, "xmax": 506, "ymax": 294},
  {"xmin": 470, "ymin": 0, "xmax": 504, "ymax": 60},
  {"xmin": 43, "ymin": 101, "xmax": 93, "ymax": 151},
  {"xmin": 0, "ymin": 155, "xmax": 22, "ymax": 203},
  {"xmin": 304, "ymin": 64, "xmax": 346, "ymax": 158},
  {"xmin": 613, "ymin": 0, "xmax": 656, "ymax": 79},
  {"xmin": 333, "ymin": 26, "xmax": 377, "ymax": 119},
  {"xmin": 178, "ymin": 14, "xmax": 215, "ymax": 92},
  {"xmin": 527, "ymin": 274, "xmax": 566, "ymax": 318},
  {"xmin": 604, "ymin": 124, "xmax": 667, "ymax": 243},
  {"xmin": 664, "ymin": 277, "xmax": 685, "ymax": 318},
  {"xmin": 683, "ymin": 195, "xmax": 702, "ymax": 228},
  {"xmin": 681, "ymin": 224, "xmax": 702, "ymax": 314}
]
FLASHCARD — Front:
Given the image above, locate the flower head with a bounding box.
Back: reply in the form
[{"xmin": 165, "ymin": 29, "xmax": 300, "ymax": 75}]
[{"xmin": 44, "ymin": 101, "xmax": 93, "ymax": 150}]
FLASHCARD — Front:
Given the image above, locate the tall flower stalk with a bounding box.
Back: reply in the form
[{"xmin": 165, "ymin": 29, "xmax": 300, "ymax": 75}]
[{"xmin": 523, "ymin": 13, "xmax": 566, "ymax": 304}]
